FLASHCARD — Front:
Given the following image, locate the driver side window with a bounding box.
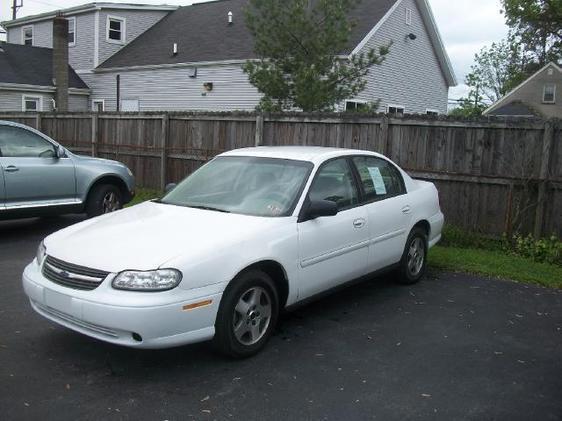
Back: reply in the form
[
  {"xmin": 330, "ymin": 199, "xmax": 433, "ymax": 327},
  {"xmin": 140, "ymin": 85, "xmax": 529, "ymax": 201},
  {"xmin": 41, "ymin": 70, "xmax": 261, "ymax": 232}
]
[
  {"xmin": 308, "ymin": 158, "xmax": 358, "ymax": 210},
  {"xmin": 0, "ymin": 126, "xmax": 56, "ymax": 158}
]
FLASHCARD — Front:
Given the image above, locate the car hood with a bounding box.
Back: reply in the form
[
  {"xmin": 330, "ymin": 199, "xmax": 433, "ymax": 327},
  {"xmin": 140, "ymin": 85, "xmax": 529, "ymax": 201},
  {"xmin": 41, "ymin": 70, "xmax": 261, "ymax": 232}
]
[{"xmin": 45, "ymin": 202, "xmax": 289, "ymax": 272}]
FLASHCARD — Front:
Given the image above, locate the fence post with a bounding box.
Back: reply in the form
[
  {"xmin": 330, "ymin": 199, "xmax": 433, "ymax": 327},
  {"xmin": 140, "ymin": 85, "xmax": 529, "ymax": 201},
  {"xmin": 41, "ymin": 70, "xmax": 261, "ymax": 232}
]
[
  {"xmin": 35, "ymin": 113, "xmax": 42, "ymax": 131},
  {"xmin": 160, "ymin": 114, "xmax": 169, "ymax": 191},
  {"xmin": 533, "ymin": 120, "xmax": 554, "ymax": 238},
  {"xmin": 91, "ymin": 114, "xmax": 98, "ymax": 157},
  {"xmin": 380, "ymin": 115, "xmax": 389, "ymax": 155},
  {"xmin": 255, "ymin": 113, "xmax": 264, "ymax": 147}
]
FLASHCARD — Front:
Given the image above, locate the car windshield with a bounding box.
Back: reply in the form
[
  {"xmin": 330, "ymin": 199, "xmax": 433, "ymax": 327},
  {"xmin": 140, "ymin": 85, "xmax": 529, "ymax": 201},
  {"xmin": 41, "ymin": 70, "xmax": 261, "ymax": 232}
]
[{"xmin": 159, "ymin": 156, "xmax": 313, "ymax": 217}]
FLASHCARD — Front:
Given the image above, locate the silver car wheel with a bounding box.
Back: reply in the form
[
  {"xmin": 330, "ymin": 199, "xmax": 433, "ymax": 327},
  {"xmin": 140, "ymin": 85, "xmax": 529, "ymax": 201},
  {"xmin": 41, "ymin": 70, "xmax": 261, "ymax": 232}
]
[
  {"xmin": 102, "ymin": 192, "xmax": 120, "ymax": 213},
  {"xmin": 407, "ymin": 237, "xmax": 425, "ymax": 277},
  {"xmin": 232, "ymin": 286, "xmax": 272, "ymax": 346}
]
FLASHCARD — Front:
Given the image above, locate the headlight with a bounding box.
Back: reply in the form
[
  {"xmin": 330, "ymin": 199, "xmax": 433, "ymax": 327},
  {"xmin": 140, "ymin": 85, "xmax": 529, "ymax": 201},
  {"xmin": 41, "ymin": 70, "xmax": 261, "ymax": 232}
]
[
  {"xmin": 36, "ymin": 241, "xmax": 46, "ymax": 266},
  {"xmin": 112, "ymin": 269, "xmax": 182, "ymax": 291}
]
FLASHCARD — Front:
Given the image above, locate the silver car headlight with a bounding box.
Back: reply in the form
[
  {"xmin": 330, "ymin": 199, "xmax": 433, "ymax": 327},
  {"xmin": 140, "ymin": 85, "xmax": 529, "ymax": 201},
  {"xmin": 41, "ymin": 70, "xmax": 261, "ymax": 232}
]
[
  {"xmin": 112, "ymin": 269, "xmax": 182, "ymax": 291},
  {"xmin": 36, "ymin": 241, "xmax": 46, "ymax": 266}
]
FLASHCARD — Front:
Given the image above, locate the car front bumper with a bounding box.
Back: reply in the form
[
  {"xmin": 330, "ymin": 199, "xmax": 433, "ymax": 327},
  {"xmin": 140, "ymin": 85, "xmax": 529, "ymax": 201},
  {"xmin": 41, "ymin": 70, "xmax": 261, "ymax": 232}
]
[{"xmin": 22, "ymin": 261, "xmax": 223, "ymax": 349}]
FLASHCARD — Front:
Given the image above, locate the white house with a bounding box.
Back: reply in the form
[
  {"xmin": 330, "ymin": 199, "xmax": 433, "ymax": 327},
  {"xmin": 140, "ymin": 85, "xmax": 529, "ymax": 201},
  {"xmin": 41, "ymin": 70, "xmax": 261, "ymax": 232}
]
[{"xmin": 1, "ymin": 0, "xmax": 457, "ymax": 114}]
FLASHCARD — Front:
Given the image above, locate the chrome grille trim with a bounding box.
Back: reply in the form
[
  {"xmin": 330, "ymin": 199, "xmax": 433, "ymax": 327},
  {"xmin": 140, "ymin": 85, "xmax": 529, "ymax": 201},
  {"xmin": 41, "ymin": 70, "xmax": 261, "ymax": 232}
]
[{"xmin": 42, "ymin": 255, "xmax": 110, "ymax": 291}]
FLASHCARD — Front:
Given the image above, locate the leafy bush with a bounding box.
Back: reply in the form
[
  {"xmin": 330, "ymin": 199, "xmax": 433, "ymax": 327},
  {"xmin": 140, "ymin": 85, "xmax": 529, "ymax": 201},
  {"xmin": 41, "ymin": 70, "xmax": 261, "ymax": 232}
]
[{"xmin": 441, "ymin": 225, "xmax": 561, "ymax": 266}]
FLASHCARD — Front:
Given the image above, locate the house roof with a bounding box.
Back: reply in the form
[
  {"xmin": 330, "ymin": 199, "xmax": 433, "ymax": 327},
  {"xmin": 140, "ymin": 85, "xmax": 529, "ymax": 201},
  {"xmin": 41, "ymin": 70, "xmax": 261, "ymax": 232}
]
[
  {"xmin": 486, "ymin": 101, "xmax": 539, "ymax": 117},
  {"xmin": 99, "ymin": 0, "xmax": 396, "ymax": 69},
  {"xmin": 96, "ymin": 0, "xmax": 456, "ymax": 86},
  {"xmin": 0, "ymin": 42, "xmax": 89, "ymax": 89},
  {"xmin": 484, "ymin": 62, "xmax": 562, "ymax": 115},
  {"xmin": 1, "ymin": 3, "xmax": 178, "ymax": 28}
]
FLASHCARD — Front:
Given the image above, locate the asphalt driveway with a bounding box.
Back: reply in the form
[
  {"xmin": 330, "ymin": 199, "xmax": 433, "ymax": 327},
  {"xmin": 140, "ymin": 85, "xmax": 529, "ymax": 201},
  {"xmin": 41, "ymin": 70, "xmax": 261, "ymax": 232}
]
[{"xmin": 0, "ymin": 216, "xmax": 561, "ymax": 421}]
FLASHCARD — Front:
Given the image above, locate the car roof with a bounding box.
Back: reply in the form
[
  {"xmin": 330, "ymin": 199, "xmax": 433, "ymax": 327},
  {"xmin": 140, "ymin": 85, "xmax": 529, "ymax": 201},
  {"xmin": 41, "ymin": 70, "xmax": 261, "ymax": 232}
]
[{"xmin": 220, "ymin": 146, "xmax": 383, "ymax": 164}]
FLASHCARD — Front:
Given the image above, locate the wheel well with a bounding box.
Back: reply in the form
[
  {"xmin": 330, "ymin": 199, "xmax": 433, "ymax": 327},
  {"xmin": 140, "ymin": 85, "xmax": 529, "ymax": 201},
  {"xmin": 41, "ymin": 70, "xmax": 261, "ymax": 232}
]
[
  {"xmin": 413, "ymin": 220, "xmax": 430, "ymax": 237},
  {"xmin": 239, "ymin": 261, "xmax": 289, "ymax": 308},
  {"xmin": 87, "ymin": 176, "xmax": 131, "ymax": 204}
]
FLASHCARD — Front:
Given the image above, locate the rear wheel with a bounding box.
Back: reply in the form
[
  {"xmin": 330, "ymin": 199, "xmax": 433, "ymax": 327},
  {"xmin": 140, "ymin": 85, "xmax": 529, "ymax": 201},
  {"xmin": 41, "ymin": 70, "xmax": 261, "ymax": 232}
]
[
  {"xmin": 213, "ymin": 270, "xmax": 279, "ymax": 358},
  {"xmin": 86, "ymin": 184, "xmax": 123, "ymax": 218},
  {"xmin": 396, "ymin": 227, "xmax": 428, "ymax": 285}
]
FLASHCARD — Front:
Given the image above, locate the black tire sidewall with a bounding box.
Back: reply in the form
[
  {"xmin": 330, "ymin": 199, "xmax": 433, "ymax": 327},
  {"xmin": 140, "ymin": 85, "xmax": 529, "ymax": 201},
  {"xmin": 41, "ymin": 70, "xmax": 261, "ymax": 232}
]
[
  {"xmin": 398, "ymin": 227, "xmax": 428, "ymax": 285},
  {"xmin": 214, "ymin": 270, "xmax": 279, "ymax": 358},
  {"xmin": 86, "ymin": 184, "xmax": 122, "ymax": 217}
]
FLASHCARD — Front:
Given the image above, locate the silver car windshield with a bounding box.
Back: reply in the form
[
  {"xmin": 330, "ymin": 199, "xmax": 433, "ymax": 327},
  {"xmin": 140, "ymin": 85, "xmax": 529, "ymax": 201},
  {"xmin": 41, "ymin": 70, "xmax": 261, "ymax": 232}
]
[{"xmin": 160, "ymin": 156, "xmax": 313, "ymax": 217}]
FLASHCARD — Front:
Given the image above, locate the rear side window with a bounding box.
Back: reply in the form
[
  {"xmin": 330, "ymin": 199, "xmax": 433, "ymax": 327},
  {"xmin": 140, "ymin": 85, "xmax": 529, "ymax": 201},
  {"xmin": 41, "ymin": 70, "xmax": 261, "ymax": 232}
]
[
  {"xmin": 0, "ymin": 126, "xmax": 56, "ymax": 158},
  {"xmin": 308, "ymin": 158, "xmax": 358, "ymax": 210},
  {"xmin": 352, "ymin": 156, "xmax": 406, "ymax": 202}
]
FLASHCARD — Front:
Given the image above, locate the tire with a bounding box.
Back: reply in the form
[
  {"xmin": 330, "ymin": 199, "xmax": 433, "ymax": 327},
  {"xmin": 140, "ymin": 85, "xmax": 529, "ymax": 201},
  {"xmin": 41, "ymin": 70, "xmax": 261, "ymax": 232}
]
[
  {"xmin": 86, "ymin": 184, "xmax": 123, "ymax": 218},
  {"xmin": 396, "ymin": 227, "xmax": 428, "ymax": 285},
  {"xmin": 213, "ymin": 270, "xmax": 279, "ymax": 358}
]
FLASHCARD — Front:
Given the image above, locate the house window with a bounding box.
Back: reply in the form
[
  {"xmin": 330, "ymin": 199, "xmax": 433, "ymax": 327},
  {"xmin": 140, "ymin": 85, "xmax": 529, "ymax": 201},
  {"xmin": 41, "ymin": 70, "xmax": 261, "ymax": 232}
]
[
  {"xmin": 22, "ymin": 95, "xmax": 41, "ymax": 112},
  {"xmin": 387, "ymin": 105, "xmax": 405, "ymax": 116},
  {"xmin": 22, "ymin": 26, "xmax": 33, "ymax": 46},
  {"xmin": 68, "ymin": 17, "xmax": 76, "ymax": 46},
  {"xmin": 345, "ymin": 101, "xmax": 368, "ymax": 112},
  {"xmin": 543, "ymin": 84, "xmax": 556, "ymax": 103},
  {"xmin": 106, "ymin": 16, "xmax": 125, "ymax": 43},
  {"xmin": 426, "ymin": 109, "xmax": 439, "ymax": 116},
  {"xmin": 92, "ymin": 100, "xmax": 105, "ymax": 112},
  {"xmin": 405, "ymin": 8, "xmax": 413, "ymax": 25}
]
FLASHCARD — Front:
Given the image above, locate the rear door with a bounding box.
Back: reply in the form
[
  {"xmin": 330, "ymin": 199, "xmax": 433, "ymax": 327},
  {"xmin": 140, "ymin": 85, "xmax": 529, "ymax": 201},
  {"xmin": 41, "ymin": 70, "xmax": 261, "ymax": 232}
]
[
  {"xmin": 0, "ymin": 164, "xmax": 5, "ymax": 211},
  {"xmin": 297, "ymin": 158, "xmax": 369, "ymax": 299},
  {"xmin": 351, "ymin": 156, "xmax": 412, "ymax": 272},
  {"xmin": 0, "ymin": 124, "xmax": 76, "ymax": 210}
]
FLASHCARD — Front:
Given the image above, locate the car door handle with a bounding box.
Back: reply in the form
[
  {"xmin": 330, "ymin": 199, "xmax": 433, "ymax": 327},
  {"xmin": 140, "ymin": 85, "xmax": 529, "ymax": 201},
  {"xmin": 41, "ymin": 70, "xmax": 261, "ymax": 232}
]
[
  {"xmin": 353, "ymin": 218, "xmax": 366, "ymax": 229},
  {"xmin": 401, "ymin": 205, "xmax": 411, "ymax": 214},
  {"xmin": 4, "ymin": 165, "xmax": 19, "ymax": 173}
]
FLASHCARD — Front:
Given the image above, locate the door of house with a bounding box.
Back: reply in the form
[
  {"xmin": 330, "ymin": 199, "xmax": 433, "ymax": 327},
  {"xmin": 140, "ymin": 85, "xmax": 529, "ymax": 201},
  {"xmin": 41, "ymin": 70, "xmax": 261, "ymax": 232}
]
[{"xmin": 121, "ymin": 99, "xmax": 139, "ymax": 112}]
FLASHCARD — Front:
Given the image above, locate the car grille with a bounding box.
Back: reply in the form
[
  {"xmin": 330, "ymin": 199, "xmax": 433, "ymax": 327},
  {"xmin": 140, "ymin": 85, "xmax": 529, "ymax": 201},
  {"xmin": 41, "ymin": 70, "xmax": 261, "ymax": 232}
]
[{"xmin": 42, "ymin": 255, "xmax": 110, "ymax": 291}]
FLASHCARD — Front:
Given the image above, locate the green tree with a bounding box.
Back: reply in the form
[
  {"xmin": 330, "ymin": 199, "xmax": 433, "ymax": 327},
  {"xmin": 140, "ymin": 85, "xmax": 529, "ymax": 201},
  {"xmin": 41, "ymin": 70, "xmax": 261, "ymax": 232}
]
[
  {"xmin": 466, "ymin": 39, "xmax": 527, "ymax": 104},
  {"xmin": 449, "ymin": 74, "xmax": 488, "ymax": 118},
  {"xmin": 243, "ymin": 0, "xmax": 391, "ymax": 112},
  {"xmin": 501, "ymin": 0, "xmax": 562, "ymax": 65}
]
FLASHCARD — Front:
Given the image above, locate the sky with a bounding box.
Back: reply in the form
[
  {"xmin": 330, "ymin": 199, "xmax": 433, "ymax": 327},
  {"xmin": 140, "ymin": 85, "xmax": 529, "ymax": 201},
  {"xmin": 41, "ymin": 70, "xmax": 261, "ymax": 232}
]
[{"xmin": 0, "ymin": 0, "xmax": 509, "ymax": 101}]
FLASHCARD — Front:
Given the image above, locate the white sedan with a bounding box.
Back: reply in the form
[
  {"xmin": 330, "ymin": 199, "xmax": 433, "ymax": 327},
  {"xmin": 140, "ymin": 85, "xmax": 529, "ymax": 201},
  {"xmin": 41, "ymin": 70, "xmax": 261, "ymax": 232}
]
[{"xmin": 23, "ymin": 147, "xmax": 444, "ymax": 357}]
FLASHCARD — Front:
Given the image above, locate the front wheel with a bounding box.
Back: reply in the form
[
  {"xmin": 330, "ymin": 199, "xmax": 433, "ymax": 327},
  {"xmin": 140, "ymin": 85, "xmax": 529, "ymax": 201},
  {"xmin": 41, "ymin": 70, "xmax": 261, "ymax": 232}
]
[
  {"xmin": 396, "ymin": 227, "xmax": 428, "ymax": 285},
  {"xmin": 213, "ymin": 270, "xmax": 279, "ymax": 358},
  {"xmin": 86, "ymin": 184, "xmax": 123, "ymax": 218}
]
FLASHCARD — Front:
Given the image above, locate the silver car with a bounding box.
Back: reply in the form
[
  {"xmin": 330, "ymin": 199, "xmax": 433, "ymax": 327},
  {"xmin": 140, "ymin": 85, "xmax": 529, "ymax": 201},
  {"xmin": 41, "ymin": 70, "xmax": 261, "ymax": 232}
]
[{"xmin": 0, "ymin": 121, "xmax": 135, "ymax": 219}]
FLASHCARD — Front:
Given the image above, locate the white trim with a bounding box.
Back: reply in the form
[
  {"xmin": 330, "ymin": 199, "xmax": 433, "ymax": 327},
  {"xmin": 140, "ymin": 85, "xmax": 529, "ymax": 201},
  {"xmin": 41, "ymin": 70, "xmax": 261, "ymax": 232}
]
[
  {"xmin": 351, "ymin": 0, "xmax": 403, "ymax": 55},
  {"xmin": 542, "ymin": 83, "xmax": 556, "ymax": 104},
  {"xmin": 22, "ymin": 95, "xmax": 43, "ymax": 112},
  {"xmin": 2, "ymin": 4, "xmax": 177, "ymax": 28},
  {"xmin": 92, "ymin": 99, "xmax": 105, "ymax": 112},
  {"xmin": 0, "ymin": 83, "xmax": 91, "ymax": 95},
  {"xmin": 405, "ymin": 8, "xmax": 413, "ymax": 25},
  {"xmin": 93, "ymin": 11, "xmax": 100, "ymax": 68},
  {"xmin": 96, "ymin": 59, "xmax": 252, "ymax": 73},
  {"xmin": 21, "ymin": 24, "xmax": 33, "ymax": 46},
  {"xmin": 67, "ymin": 16, "xmax": 76, "ymax": 47},
  {"xmin": 484, "ymin": 62, "xmax": 562, "ymax": 115},
  {"xmin": 387, "ymin": 104, "xmax": 405, "ymax": 114},
  {"xmin": 106, "ymin": 15, "xmax": 126, "ymax": 45}
]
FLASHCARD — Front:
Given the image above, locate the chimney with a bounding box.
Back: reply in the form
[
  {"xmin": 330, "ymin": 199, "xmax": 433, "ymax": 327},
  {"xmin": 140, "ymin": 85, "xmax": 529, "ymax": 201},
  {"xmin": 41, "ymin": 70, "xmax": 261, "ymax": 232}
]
[{"xmin": 52, "ymin": 13, "xmax": 69, "ymax": 112}]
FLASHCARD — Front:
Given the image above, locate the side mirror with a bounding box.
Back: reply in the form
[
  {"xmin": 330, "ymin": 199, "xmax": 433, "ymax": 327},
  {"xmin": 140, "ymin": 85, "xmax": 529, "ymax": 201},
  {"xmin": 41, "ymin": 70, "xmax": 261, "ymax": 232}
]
[
  {"xmin": 56, "ymin": 145, "xmax": 66, "ymax": 159},
  {"xmin": 164, "ymin": 183, "xmax": 177, "ymax": 194},
  {"xmin": 301, "ymin": 199, "xmax": 338, "ymax": 222}
]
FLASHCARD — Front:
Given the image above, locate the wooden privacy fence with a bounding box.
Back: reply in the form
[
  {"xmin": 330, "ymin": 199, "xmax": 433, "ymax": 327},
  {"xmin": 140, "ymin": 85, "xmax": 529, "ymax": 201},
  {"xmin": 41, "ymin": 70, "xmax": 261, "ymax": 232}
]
[{"xmin": 1, "ymin": 112, "xmax": 560, "ymax": 238}]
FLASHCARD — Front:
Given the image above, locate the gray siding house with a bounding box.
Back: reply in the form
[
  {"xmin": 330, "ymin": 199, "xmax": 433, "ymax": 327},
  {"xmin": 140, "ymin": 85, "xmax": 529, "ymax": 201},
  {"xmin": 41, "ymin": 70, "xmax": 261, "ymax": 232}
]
[
  {"xmin": 0, "ymin": 42, "xmax": 90, "ymax": 112},
  {"xmin": 484, "ymin": 62, "xmax": 562, "ymax": 119},
  {"xmin": 1, "ymin": 0, "xmax": 456, "ymax": 114}
]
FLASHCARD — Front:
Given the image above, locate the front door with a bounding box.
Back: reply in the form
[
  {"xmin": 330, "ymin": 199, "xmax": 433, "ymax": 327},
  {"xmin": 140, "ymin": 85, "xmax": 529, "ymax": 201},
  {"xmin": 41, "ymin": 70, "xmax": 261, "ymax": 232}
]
[
  {"xmin": 297, "ymin": 158, "xmax": 369, "ymax": 299},
  {"xmin": 0, "ymin": 124, "xmax": 76, "ymax": 210}
]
